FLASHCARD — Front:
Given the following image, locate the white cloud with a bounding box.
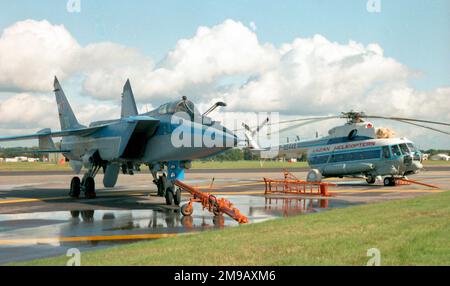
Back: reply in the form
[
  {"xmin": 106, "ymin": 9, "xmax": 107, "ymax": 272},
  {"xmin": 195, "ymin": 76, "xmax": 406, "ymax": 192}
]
[
  {"xmin": 0, "ymin": 19, "xmax": 154, "ymax": 99},
  {"xmin": 125, "ymin": 19, "xmax": 278, "ymax": 100},
  {"xmin": 0, "ymin": 93, "xmax": 119, "ymax": 132},
  {"xmin": 0, "ymin": 20, "xmax": 80, "ymax": 92},
  {"xmin": 0, "ymin": 19, "xmax": 448, "ymax": 148}
]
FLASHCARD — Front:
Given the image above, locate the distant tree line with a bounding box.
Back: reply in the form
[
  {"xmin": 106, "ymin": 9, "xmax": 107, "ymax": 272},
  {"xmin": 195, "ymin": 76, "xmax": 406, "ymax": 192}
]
[
  {"xmin": 0, "ymin": 147, "xmax": 45, "ymax": 158},
  {"xmin": 422, "ymin": 149, "xmax": 450, "ymax": 155},
  {"xmin": 202, "ymin": 148, "xmax": 308, "ymax": 161}
]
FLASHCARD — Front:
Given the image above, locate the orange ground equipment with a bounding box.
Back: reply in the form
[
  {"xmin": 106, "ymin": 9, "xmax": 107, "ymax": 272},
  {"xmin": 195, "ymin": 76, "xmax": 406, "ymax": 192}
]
[
  {"xmin": 395, "ymin": 178, "xmax": 439, "ymax": 189},
  {"xmin": 263, "ymin": 169, "xmax": 335, "ymax": 197},
  {"xmin": 173, "ymin": 179, "xmax": 249, "ymax": 224}
]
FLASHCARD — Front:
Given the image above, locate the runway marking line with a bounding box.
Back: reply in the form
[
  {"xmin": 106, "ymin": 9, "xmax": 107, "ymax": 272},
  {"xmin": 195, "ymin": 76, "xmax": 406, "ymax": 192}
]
[
  {"xmin": 0, "ymin": 191, "xmax": 147, "ymax": 205},
  {"xmin": 0, "ymin": 233, "xmax": 178, "ymax": 245}
]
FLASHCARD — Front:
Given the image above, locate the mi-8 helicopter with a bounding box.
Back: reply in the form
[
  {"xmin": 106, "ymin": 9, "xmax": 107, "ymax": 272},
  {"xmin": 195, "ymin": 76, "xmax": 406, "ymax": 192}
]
[{"xmin": 243, "ymin": 112, "xmax": 450, "ymax": 186}]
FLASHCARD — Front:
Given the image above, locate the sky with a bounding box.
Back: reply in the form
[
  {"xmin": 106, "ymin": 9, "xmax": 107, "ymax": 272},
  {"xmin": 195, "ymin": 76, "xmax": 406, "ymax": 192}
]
[{"xmin": 0, "ymin": 0, "xmax": 449, "ymax": 149}]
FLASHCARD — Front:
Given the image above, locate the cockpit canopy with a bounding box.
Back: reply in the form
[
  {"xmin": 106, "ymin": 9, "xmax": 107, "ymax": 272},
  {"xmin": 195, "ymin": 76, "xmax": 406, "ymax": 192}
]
[{"xmin": 155, "ymin": 99, "xmax": 200, "ymax": 116}]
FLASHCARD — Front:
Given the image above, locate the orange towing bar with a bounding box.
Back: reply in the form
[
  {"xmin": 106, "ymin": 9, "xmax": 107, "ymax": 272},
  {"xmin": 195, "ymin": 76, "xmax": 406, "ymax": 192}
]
[
  {"xmin": 395, "ymin": 178, "xmax": 439, "ymax": 189},
  {"xmin": 264, "ymin": 169, "xmax": 335, "ymax": 197},
  {"xmin": 173, "ymin": 179, "xmax": 249, "ymax": 224}
]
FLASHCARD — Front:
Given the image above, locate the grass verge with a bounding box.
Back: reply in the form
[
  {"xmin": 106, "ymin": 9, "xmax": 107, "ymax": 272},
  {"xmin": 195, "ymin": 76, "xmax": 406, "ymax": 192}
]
[{"xmin": 14, "ymin": 191, "xmax": 450, "ymax": 266}]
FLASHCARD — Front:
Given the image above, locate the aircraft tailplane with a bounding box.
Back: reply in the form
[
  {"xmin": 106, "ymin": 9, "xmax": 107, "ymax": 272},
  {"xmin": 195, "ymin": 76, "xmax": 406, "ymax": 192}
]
[
  {"xmin": 53, "ymin": 77, "xmax": 83, "ymax": 130},
  {"xmin": 242, "ymin": 122, "xmax": 262, "ymax": 150},
  {"xmin": 121, "ymin": 79, "xmax": 138, "ymax": 118}
]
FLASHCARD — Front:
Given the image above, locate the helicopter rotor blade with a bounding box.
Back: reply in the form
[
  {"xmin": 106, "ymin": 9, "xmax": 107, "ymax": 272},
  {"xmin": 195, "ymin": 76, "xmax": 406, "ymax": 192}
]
[
  {"xmin": 362, "ymin": 115, "xmax": 450, "ymax": 127},
  {"xmin": 267, "ymin": 118, "xmax": 333, "ymax": 136},
  {"xmin": 391, "ymin": 120, "xmax": 450, "ymax": 135},
  {"xmin": 273, "ymin": 116, "xmax": 340, "ymax": 126}
]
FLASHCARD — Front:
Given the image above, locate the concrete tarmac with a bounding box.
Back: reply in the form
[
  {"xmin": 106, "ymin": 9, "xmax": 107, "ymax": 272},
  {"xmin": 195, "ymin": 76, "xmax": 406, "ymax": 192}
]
[{"xmin": 0, "ymin": 166, "xmax": 448, "ymax": 264}]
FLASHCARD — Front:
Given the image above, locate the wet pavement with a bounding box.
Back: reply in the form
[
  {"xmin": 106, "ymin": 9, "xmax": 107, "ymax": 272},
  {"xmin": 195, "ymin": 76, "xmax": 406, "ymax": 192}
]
[
  {"xmin": 0, "ymin": 167, "xmax": 448, "ymax": 264},
  {"xmin": 0, "ymin": 195, "xmax": 360, "ymax": 264}
]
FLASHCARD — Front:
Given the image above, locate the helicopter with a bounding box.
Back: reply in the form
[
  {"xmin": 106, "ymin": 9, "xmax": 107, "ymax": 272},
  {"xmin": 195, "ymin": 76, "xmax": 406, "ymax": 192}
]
[{"xmin": 243, "ymin": 111, "xmax": 450, "ymax": 186}]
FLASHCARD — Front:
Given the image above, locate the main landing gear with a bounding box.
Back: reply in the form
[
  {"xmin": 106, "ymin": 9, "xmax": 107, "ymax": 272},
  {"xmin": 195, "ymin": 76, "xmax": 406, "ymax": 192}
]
[
  {"xmin": 152, "ymin": 172, "xmax": 182, "ymax": 206},
  {"xmin": 366, "ymin": 175, "xmax": 376, "ymax": 184},
  {"xmin": 69, "ymin": 164, "xmax": 101, "ymax": 199}
]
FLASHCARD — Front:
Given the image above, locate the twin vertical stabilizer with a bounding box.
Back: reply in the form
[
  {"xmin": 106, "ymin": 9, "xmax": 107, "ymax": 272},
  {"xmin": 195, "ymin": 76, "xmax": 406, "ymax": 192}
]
[
  {"xmin": 121, "ymin": 79, "xmax": 138, "ymax": 118},
  {"xmin": 53, "ymin": 77, "xmax": 83, "ymax": 130}
]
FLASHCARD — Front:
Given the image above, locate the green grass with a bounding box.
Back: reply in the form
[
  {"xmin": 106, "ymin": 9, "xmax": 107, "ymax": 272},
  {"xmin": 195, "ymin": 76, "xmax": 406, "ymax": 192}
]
[
  {"xmin": 14, "ymin": 191, "xmax": 450, "ymax": 266},
  {"xmin": 422, "ymin": 160, "xmax": 450, "ymax": 166},
  {"xmin": 0, "ymin": 162, "xmax": 71, "ymax": 171},
  {"xmin": 0, "ymin": 160, "xmax": 447, "ymax": 172}
]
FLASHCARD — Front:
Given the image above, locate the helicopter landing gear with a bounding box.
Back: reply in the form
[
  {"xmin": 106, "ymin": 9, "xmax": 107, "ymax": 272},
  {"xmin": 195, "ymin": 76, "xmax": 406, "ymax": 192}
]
[
  {"xmin": 383, "ymin": 177, "xmax": 396, "ymax": 186},
  {"xmin": 366, "ymin": 175, "xmax": 376, "ymax": 184},
  {"xmin": 306, "ymin": 169, "xmax": 322, "ymax": 182}
]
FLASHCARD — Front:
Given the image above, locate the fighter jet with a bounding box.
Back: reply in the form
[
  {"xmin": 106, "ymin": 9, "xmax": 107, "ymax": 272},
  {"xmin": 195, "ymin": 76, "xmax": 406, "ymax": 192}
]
[{"xmin": 0, "ymin": 77, "xmax": 237, "ymax": 205}]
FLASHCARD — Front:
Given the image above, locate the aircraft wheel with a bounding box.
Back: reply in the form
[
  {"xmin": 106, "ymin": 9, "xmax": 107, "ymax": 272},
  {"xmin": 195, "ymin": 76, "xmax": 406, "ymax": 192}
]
[
  {"xmin": 69, "ymin": 177, "xmax": 81, "ymax": 198},
  {"xmin": 307, "ymin": 169, "xmax": 322, "ymax": 182},
  {"xmin": 165, "ymin": 187, "xmax": 174, "ymax": 205},
  {"xmin": 84, "ymin": 177, "xmax": 96, "ymax": 199},
  {"xmin": 157, "ymin": 176, "xmax": 165, "ymax": 197},
  {"xmin": 181, "ymin": 204, "xmax": 193, "ymax": 216},
  {"xmin": 173, "ymin": 188, "xmax": 181, "ymax": 206},
  {"xmin": 383, "ymin": 177, "xmax": 395, "ymax": 186},
  {"xmin": 366, "ymin": 175, "xmax": 376, "ymax": 184}
]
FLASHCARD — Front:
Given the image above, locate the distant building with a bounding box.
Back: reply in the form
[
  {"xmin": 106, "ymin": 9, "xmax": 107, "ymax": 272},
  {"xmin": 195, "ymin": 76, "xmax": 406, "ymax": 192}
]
[
  {"xmin": 4, "ymin": 156, "xmax": 37, "ymax": 163},
  {"xmin": 48, "ymin": 153, "xmax": 65, "ymax": 164},
  {"xmin": 429, "ymin": 154, "xmax": 450, "ymax": 161}
]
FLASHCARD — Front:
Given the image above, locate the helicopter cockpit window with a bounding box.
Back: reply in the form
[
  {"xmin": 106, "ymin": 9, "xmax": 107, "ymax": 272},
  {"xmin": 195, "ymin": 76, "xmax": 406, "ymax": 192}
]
[
  {"xmin": 391, "ymin": 145, "xmax": 402, "ymax": 157},
  {"xmin": 407, "ymin": 143, "xmax": 417, "ymax": 152},
  {"xmin": 399, "ymin": 143, "xmax": 410, "ymax": 155}
]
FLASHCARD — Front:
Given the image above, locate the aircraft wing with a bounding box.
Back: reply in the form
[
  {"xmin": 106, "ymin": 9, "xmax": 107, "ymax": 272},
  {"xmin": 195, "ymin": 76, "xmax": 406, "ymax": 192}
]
[{"xmin": 0, "ymin": 124, "xmax": 111, "ymax": 142}]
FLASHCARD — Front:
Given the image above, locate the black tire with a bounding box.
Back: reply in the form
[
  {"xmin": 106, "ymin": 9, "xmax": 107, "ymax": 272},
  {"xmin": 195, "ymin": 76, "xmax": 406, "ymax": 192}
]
[
  {"xmin": 69, "ymin": 177, "xmax": 81, "ymax": 198},
  {"xmin": 157, "ymin": 177, "xmax": 165, "ymax": 197},
  {"xmin": 173, "ymin": 188, "xmax": 181, "ymax": 206},
  {"xmin": 390, "ymin": 178, "xmax": 396, "ymax": 186},
  {"xmin": 165, "ymin": 187, "xmax": 174, "ymax": 205},
  {"xmin": 384, "ymin": 177, "xmax": 395, "ymax": 186},
  {"xmin": 84, "ymin": 177, "xmax": 96, "ymax": 199},
  {"xmin": 366, "ymin": 175, "xmax": 376, "ymax": 184},
  {"xmin": 181, "ymin": 204, "xmax": 193, "ymax": 216}
]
